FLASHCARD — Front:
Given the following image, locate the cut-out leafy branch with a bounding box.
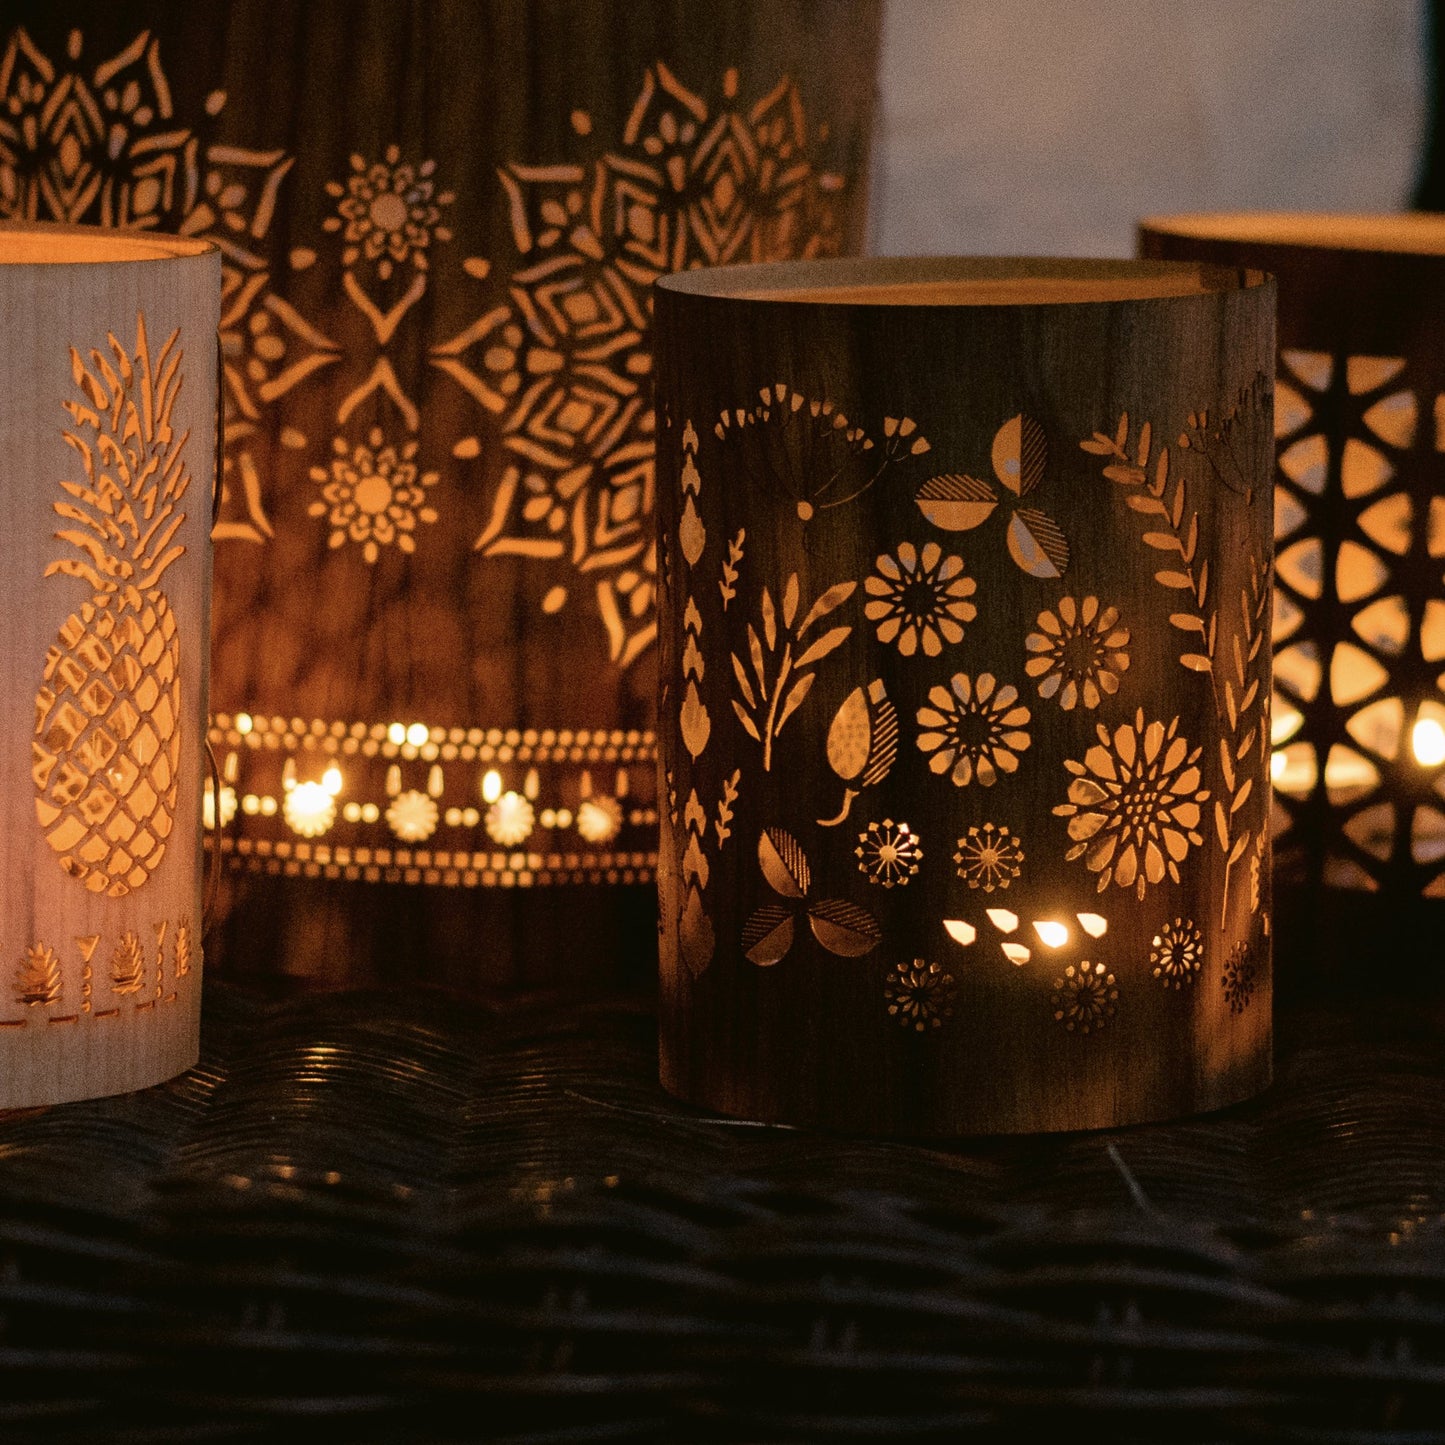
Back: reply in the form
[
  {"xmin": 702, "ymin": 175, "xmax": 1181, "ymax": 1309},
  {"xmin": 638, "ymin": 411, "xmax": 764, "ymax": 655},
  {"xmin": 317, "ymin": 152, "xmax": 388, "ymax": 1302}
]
[
  {"xmin": 731, "ymin": 574, "xmax": 856, "ymax": 770},
  {"xmin": 719, "ymin": 528, "xmax": 745, "ymax": 608}
]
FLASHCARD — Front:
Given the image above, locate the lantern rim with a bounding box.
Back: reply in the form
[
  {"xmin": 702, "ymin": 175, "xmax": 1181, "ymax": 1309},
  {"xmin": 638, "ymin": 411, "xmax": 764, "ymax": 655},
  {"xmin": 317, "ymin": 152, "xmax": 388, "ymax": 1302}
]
[
  {"xmin": 1141, "ymin": 210, "xmax": 1445, "ymax": 258},
  {"xmin": 657, "ymin": 254, "xmax": 1267, "ymax": 307},
  {"xmin": 0, "ymin": 219, "xmax": 216, "ymax": 267}
]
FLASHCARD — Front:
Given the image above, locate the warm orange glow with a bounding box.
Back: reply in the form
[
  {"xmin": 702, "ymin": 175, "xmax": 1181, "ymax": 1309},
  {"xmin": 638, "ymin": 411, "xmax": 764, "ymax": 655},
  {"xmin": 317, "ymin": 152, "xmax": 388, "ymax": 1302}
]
[
  {"xmin": 481, "ymin": 768, "xmax": 503, "ymax": 803},
  {"xmin": 1033, "ymin": 920, "xmax": 1069, "ymax": 948},
  {"xmin": 1414, "ymin": 717, "xmax": 1445, "ymax": 766}
]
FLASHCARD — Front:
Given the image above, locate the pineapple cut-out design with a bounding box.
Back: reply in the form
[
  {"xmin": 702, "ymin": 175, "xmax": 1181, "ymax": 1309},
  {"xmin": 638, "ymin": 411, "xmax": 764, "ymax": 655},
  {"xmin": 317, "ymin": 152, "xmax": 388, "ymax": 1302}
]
[{"xmin": 33, "ymin": 316, "xmax": 190, "ymax": 898}]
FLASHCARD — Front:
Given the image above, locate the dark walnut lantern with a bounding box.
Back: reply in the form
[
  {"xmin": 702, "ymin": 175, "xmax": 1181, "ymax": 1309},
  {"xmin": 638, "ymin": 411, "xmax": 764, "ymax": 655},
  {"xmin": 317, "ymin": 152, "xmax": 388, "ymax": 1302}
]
[
  {"xmin": 655, "ymin": 257, "xmax": 1275, "ymax": 1134},
  {"xmin": 1142, "ymin": 215, "xmax": 1445, "ymax": 917},
  {"xmin": 0, "ymin": 2, "xmax": 882, "ymax": 989}
]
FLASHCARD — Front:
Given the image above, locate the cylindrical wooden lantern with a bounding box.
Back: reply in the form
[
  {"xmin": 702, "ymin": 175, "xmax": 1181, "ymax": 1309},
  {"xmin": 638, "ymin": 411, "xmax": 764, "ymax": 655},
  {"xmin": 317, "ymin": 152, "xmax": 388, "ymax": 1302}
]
[
  {"xmin": 654, "ymin": 257, "xmax": 1275, "ymax": 1135},
  {"xmin": 1141, "ymin": 216, "xmax": 1445, "ymax": 910},
  {"xmin": 0, "ymin": 2, "xmax": 882, "ymax": 993},
  {"xmin": 0, "ymin": 222, "xmax": 217, "ymax": 1108}
]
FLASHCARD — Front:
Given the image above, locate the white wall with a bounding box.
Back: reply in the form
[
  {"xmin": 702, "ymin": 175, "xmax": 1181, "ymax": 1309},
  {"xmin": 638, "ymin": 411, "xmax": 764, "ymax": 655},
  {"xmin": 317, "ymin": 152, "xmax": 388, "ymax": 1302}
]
[{"xmin": 871, "ymin": 0, "xmax": 1428, "ymax": 256}]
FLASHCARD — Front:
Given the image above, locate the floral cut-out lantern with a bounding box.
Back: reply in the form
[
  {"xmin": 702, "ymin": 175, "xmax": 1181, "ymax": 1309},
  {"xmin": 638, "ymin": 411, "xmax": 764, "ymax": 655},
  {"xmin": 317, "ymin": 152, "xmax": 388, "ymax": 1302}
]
[
  {"xmin": 0, "ymin": 222, "xmax": 218, "ymax": 1107},
  {"xmin": 655, "ymin": 256, "xmax": 1274, "ymax": 1134},
  {"xmin": 1141, "ymin": 215, "xmax": 1445, "ymax": 919}
]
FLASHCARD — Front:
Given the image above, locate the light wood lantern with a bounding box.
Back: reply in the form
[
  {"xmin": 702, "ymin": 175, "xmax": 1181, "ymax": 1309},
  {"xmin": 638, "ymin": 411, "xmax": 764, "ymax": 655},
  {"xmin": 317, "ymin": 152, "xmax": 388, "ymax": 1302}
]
[
  {"xmin": 1141, "ymin": 215, "xmax": 1445, "ymax": 910},
  {"xmin": 0, "ymin": 222, "xmax": 218, "ymax": 1107},
  {"xmin": 655, "ymin": 256, "xmax": 1274, "ymax": 1135}
]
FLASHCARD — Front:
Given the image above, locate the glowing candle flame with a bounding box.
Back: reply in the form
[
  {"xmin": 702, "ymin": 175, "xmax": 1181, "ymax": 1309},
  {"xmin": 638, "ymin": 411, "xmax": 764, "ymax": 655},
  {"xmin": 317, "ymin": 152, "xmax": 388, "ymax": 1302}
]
[
  {"xmin": 1033, "ymin": 920, "xmax": 1069, "ymax": 948},
  {"xmin": 1413, "ymin": 717, "xmax": 1445, "ymax": 766}
]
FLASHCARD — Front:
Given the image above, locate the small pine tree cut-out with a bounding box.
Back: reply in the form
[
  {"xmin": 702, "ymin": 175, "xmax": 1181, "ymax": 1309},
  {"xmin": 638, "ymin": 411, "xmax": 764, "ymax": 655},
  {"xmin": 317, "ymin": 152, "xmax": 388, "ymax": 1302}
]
[{"xmin": 14, "ymin": 944, "xmax": 62, "ymax": 1007}]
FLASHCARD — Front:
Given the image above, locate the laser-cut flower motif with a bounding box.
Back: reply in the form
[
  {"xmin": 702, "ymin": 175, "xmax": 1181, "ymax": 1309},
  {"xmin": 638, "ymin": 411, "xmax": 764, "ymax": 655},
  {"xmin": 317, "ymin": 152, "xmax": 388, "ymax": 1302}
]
[
  {"xmin": 1053, "ymin": 710, "xmax": 1210, "ymax": 900},
  {"xmin": 486, "ymin": 791, "xmax": 535, "ymax": 847},
  {"xmin": 1222, "ymin": 940, "xmax": 1257, "ymax": 1014},
  {"xmin": 1024, "ymin": 595, "xmax": 1130, "ymax": 710},
  {"xmin": 324, "ymin": 145, "xmax": 454, "ymax": 279},
  {"xmin": 884, "ymin": 959, "xmax": 955, "ymax": 1032},
  {"xmin": 1051, "ymin": 961, "xmax": 1117, "ymax": 1034},
  {"xmin": 915, "ymin": 673, "xmax": 1031, "ymax": 787},
  {"xmin": 386, "ymin": 789, "xmax": 438, "ymax": 843},
  {"xmin": 577, "ymin": 795, "xmax": 623, "ymax": 843},
  {"xmin": 864, "ymin": 541, "xmax": 977, "ymax": 657},
  {"xmin": 953, "ymin": 823, "xmax": 1024, "ymax": 892},
  {"xmin": 855, "ymin": 820, "xmax": 922, "ymax": 888},
  {"xmin": 309, "ymin": 428, "xmax": 440, "ymax": 564},
  {"xmin": 1151, "ymin": 917, "xmax": 1203, "ymax": 990}
]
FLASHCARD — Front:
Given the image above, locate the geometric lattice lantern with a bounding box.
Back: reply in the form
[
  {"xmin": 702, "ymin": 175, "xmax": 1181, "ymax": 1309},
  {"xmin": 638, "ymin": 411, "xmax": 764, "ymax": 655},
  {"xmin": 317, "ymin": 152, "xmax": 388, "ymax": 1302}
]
[
  {"xmin": 655, "ymin": 256, "xmax": 1275, "ymax": 1135},
  {"xmin": 0, "ymin": 222, "xmax": 217, "ymax": 1108},
  {"xmin": 1143, "ymin": 216, "xmax": 1445, "ymax": 903}
]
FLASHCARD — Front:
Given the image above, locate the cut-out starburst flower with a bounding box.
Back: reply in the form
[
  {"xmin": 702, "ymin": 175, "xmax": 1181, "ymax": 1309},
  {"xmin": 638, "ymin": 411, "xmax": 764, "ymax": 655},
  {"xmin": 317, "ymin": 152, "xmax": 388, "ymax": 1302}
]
[
  {"xmin": 324, "ymin": 144, "xmax": 454, "ymax": 278},
  {"xmin": 1151, "ymin": 917, "xmax": 1203, "ymax": 990},
  {"xmin": 485, "ymin": 792, "xmax": 535, "ymax": 847},
  {"xmin": 855, "ymin": 820, "xmax": 923, "ymax": 888},
  {"xmin": 916, "ymin": 672, "xmax": 1031, "ymax": 787},
  {"xmin": 884, "ymin": 958, "xmax": 955, "ymax": 1032},
  {"xmin": 1053, "ymin": 709, "xmax": 1209, "ymax": 899},
  {"xmin": 309, "ymin": 427, "xmax": 440, "ymax": 563},
  {"xmin": 1024, "ymin": 595, "xmax": 1130, "ymax": 710},
  {"xmin": 1052, "ymin": 961, "xmax": 1117, "ymax": 1034},
  {"xmin": 386, "ymin": 789, "xmax": 438, "ymax": 843},
  {"xmin": 1223, "ymin": 940, "xmax": 1258, "ymax": 1014},
  {"xmin": 953, "ymin": 823, "xmax": 1024, "ymax": 892},
  {"xmin": 863, "ymin": 541, "xmax": 977, "ymax": 657}
]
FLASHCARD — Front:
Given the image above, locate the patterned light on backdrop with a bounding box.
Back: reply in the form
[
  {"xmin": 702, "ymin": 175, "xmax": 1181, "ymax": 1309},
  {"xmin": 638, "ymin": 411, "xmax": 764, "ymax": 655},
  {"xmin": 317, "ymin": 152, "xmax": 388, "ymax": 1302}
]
[
  {"xmin": 0, "ymin": 2, "xmax": 882, "ymax": 988},
  {"xmin": 1142, "ymin": 216, "xmax": 1445, "ymax": 913},
  {"xmin": 655, "ymin": 257, "xmax": 1274, "ymax": 1134},
  {"xmin": 0, "ymin": 222, "xmax": 217, "ymax": 1107}
]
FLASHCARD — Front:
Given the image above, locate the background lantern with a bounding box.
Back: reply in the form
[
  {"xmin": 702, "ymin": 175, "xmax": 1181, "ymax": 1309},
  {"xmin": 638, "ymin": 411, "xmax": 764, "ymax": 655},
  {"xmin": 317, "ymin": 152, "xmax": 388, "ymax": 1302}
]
[
  {"xmin": 655, "ymin": 256, "xmax": 1274, "ymax": 1134},
  {"xmin": 0, "ymin": 222, "xmax": 217, "ymax": 1107},
  {"xmin": 0, "ymin": 2, "xmax": 883, "ymax": 993},
  {"xmin": 1141, "ymin": 215, "xmax": 1445, "ymax": 929}
]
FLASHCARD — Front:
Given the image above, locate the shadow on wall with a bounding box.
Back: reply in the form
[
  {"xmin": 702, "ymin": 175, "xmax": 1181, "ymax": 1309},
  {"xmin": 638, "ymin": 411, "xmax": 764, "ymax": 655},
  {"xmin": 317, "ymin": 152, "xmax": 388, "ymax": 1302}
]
[{"xmin": 870, "ymin": 0, "xmax": 1426, "ymax": 257}]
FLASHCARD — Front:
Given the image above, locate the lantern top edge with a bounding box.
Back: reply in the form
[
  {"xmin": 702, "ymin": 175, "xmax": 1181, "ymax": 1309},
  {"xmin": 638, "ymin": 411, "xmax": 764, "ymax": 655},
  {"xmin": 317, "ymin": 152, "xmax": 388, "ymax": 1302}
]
[
  {"xmin": 1141, "ymin": 210, "xmax": 1445, "ymax": 258},
  {"xmin": 656, "ymin": 254, "xmax": 1269, "ymax": 308},
  {"xmin": 0, "ymin": 220, "xmax": 216, "ymax": 268}
]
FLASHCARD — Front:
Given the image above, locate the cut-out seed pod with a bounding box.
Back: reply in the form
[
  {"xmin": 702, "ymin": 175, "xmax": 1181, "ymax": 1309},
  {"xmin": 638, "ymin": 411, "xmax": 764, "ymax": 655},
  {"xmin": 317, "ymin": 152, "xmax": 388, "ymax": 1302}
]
[
  {"xmin": 819, "ymin": 679, "xmax": 899, "ymax": 825},
  {"xmin": 913, "ymin": 472, "xmax": 997, "ymax": 532}
]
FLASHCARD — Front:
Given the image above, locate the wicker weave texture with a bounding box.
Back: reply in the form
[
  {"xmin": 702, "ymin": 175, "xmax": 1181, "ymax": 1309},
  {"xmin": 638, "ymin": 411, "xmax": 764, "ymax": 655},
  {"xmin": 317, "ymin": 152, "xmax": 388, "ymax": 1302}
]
[{"xmin": 1, "ymin": 987, "xmax": 1445, "ymax": 1441}]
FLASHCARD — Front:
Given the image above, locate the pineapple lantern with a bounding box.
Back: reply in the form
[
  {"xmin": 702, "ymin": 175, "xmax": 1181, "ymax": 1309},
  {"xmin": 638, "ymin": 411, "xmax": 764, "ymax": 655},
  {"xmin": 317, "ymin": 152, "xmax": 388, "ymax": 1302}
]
[{"xmin": 0, "ymin": 223, "xmax": 218, "ymax": 1108}]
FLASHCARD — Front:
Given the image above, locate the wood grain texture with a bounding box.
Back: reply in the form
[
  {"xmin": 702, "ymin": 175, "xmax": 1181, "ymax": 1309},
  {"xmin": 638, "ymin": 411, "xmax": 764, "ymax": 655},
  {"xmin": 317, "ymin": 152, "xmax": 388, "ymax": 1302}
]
[
  {"xmin": 0, "ymin": 221, "xmax": 217, "ymax": 1107},
  {"xmin": 1142, "ymin": 214, "xmax": 1445, "ymax": 909},
  {"xmin": 0, "ymin": 0, "xmax": 882, "ymax": 993},
  {"xmin": 655, "ymin": 255, "xmax": 1275, "ymax": 1135}
]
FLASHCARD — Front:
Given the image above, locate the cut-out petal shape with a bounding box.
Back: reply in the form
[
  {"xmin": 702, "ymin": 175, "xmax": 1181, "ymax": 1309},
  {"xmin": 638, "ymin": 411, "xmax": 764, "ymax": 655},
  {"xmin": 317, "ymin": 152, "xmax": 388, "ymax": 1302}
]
[
  {"xmin": 992, "ymin": 413, "xmax": 1047, "ymax": 496},
  {"xmin": 742, "ymin": 905, "xmax": 794, "ymax": 966},
  {"xmin": 1279, "ymin": 434, "xmax": 1328, "ymax": 494},
  {"xmin": 943, "ymin": 919, "xmax": 976, "ymax": 946},
  {"xmin": 914, "ymin": 473, "xmax": 997, "ymax": 531},
  {"xmin": 1076, "ymin": 912, "xmax": 1108, "ymax": 938},
  {"xmin": 1001, "ymin": 942, "xmax": 1031, "ymax": 966},
  {"xmin": 1362, "ymin": 390, "xmax": 1417, "ymax": 449},
  {"xmin": 1346, "ymin": 697, "xmax": 1405, "ymax": 761},
  {"xmin": 1346, "ymin": 355, "xmax": 1407, "ymax": 394},
  {"xmin": 1283, "ymin": 349, "xmax": 1333, "ymax": 391},
  {"xmin": 1351, "ymin": 595, "xmax": 1410, "ymax": 657},
  {"xmin": 807, "ymin": 898, "xmax": 881, "ymax": 956},
  {"xmin": 1329, "ymin": 642, "xmax": 1389, "ymax": 707},
  {"xmin": 1343, "ymin": 802, "xmax": 1397, "ymax": 861},
  {"xmin": 1357, "ymin": 493, "xmax": 1413, "ymax": 555},
  {"xmin": 1341, "ymin": 437, "xmax": 1394, "ymax": 499},
  {"xmin": 1324, "ymin": 743, "xmax": 1380, "ymax": 805},
  {"xmin": 1007, "ymin": 508, "xmax": 1070, "ymax": 578},
  {"xmin": 985, "ymin": 908, "xmax": 1019, "ymax": 933},
  {"xmin": 1335, "ymin": 540, "xmax": 1390, "ymax": 604},
  {"xmin": 1033, "ymin": 920, "xmax": 1069, "ymax": 947},
  {"xmin": 1276, "ymin": 537, "xmax": 1324, "ymax": 599},
  {"xmin": 758, "ymin": 828, "xmax": 810, "ymax": 899}
]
